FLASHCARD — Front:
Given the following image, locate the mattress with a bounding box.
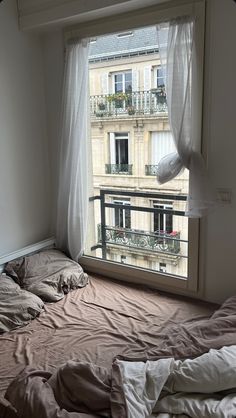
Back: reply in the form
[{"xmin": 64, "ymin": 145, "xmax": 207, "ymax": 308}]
[{"xmin": 0, "ymin": 274, "xmax": 216, "ymax": 400}]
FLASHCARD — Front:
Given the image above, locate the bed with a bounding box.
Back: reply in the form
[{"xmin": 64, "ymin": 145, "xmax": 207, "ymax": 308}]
[{"xmin": 1, "ymin": 251, "xmax": 236, "ymax": 417}]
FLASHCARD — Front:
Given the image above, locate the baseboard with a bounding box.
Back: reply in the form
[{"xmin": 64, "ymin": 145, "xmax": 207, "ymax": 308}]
[{"xmin": 0, "ymin": 237, "xmax": 55, "ymax": 272}]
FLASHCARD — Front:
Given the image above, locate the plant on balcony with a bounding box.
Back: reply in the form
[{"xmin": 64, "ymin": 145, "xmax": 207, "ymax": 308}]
[
  {"xmin": 107, "ymin": 92, "xmax": 129, "ymax": 108},
  {"xmin": 127, "ymin": 106, "xmax": 135, "ymax": 115},
  {"xmin": 98, "ymin": 102, "xmax": 106, "ymax": 110}
]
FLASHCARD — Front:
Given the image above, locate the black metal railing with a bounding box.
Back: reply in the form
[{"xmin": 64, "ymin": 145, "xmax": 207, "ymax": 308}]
[
  {"xmin": 97, "ymin": 224, "xmax": 181, "ymax": 254},
  {"xmin": 89, "ymin": 189, "xmax": 187, "ymax": 260},
  {"xmin": 145, "ymin": 165, "xmax": 159, "ymax": 176},
  {"xmin": 90, "ymin": 89, "xmax": 167, "ymax": 119},
  {"xmin": 105, "ymin": 164, "xmax": 133, "ymax": 175}
]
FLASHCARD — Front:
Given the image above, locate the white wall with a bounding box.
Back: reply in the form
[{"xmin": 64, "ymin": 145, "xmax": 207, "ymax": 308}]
[
  {"xmin": 202, "ymin": 0, "xmax": 236, "ymax": 303},
  {"xmin": 42, "ymin": 31, "xmax": 64, "ymax": 227},
  {"xmin": 0, "ymin": 0, "xmax": 52, "ymax": 256},
  {"xmin": 41, "ymin": 0, "xmax": 236, "ymax": 303}
]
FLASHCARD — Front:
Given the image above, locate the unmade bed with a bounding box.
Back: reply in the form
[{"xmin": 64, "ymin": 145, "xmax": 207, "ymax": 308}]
[{"xmin": 1, "ymin": 272, "xmax": 236, "ymax": 417}]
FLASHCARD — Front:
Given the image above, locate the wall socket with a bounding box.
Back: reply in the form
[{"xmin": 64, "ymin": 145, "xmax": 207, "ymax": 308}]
[{"xmin": 216, "ymin": 188, "xmax": 232, "ymax": 204}]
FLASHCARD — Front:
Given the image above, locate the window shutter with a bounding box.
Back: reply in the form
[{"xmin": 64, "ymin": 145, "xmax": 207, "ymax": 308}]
[
  {"xmin": 101, "ymin": 73, "xmax": 109, "ymax": 95},
  {"xmin": 143, "ymin": 66, "xmax": 152, "ymax": 91},
  {"xmin": 109, "ymin": 133, "xmax": 116, "ymax": 164},
  {"xmin": 132, "ymin": 69, "xmax": 139, "ymax": 92}
]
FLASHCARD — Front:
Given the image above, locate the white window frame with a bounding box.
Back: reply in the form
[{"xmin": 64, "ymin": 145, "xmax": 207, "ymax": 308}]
[
  {"xmin": 109, "ymin": 132, "xmax": 130, "ymax": 167},
  {"xmin": 153, "ymin": 201, "xmax": 173, "ymax": 234},
  {"xmin": 155, "ymin": 65, "xmax": 166, "ymax": 88},
  {"xmin": 74, "ymin": 0, "xmax": 205, "ymax": 298},
  {"xmin": 113, "ymin": 199, "xmax": 131, "ymax": 228},
  {"xmin": 112, "ymin": 71, "xmax": 132, "ymax": 94}
]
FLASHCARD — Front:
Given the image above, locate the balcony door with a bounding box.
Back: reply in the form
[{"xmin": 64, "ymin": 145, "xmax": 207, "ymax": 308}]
[
  {"xmin": 113, "ymin": 199, "xmax": 131, "ymax": 228},
  {"xmin": 109, "ymin": 132, "xmax": 129, "ymax": 173},
  {"xmin": 153, "ymin": 202, "xmax": 173, "ymax": 234}
]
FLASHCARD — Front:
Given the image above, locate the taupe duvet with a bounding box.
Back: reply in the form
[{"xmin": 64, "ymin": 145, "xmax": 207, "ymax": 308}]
[{"xmin": 1, "ymin": 275, "xmax": 236, "ymax": 417}]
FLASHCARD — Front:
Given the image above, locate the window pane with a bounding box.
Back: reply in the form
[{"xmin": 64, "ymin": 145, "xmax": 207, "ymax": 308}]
[{"xmin": 86, "ymin": 25, "xmax": 190, "ymax": 280}]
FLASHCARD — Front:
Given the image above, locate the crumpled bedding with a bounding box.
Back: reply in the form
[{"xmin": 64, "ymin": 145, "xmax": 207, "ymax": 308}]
[
  {"xmin": 115, "ymin": 345, "xmax": 236, "ymax": 418},
  {"xmin": 0, "ymin": 274, "xmax": 44, "ymax": 333},
  {"xmin": 5, "ymin": 249, "xmax": 89, "ymax": 302},
  {"xmin": 5, "ymin": 345, "xmax": 236, "ymax": 418},
  {"xmin": 2, "ymin": 276, "xmax": 236, "ymax": 417}
]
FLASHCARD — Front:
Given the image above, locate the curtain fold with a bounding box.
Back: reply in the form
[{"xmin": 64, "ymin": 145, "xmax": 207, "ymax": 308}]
[
  {"xmin": 156, "ymin": 18, "xmax": 215, "ymax": 217},
  {"xmin": 56, "ymin": 39, "xmax": 90, "ymax": 261}
]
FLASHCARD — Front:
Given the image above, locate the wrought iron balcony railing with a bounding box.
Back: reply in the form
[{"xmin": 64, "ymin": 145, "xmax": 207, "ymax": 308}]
[
  {"xmin": 90, "ymin": 89, "xmax": 167, "ymax": 119},
  {"xmin": 105, "ymin": 164, "xmax": 133, "ymax": 175},
  {"xmin": 145, "ymin": 165, "xmax": 159, "ymax": 176},
  {"xmin": 89, "ymin": 189, "xmax": 188, "ymax": 261},
  {"xmin": 97, "ymin": 224, "xmax": 181, "ymax": 254}
]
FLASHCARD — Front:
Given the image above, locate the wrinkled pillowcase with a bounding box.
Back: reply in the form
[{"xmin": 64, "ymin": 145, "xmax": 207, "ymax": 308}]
[
  {"xmin": 5, "ymin": 249, "xmax": 89, "ymax": 302},
  {"xmin": 0, "ymin": 274, "xmax": 44, "ymax": 333}
]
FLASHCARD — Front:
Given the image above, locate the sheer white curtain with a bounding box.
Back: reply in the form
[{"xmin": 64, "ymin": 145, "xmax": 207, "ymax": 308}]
[
  {"xmin": 56, "ymin": 38, "xmax": 90, "ymax": 261},
  {"xmin": 156, "ymin": 18, "xmax": 215, "ymax": 217}
]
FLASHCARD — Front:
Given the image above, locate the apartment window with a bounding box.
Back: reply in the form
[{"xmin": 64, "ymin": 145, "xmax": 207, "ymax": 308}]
[
  {"xmin": 146, "ymin": 131, "xmax": 176, "ymax": 175},
  {"xmin": 106, "ymin": 132, "xmax": 132, "ymax": 174},
  {"xmin": 114, "ymin": 71, "xmax": 132, "ymax": 93},
  {"xmin": 153, "ymin": 201, "xmax": 173, "ymax": 234},
  {"xmin": 159, "ymin": 262, "xmax": 167, "ymax": 273},
  {"xmin": 113, "ymin": 199, "xmax": 131, "ymax": 228},
  {"xmin": 83, "ymin": 2, "xmax": 204, "ymax": 293},
  {"xmin": 156, "ymin": 66, "xmax": 166, "ymax": 87}
]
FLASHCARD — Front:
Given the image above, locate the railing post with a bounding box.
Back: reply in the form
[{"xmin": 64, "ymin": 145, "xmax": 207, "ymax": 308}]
[{"xmin": 100, "ymin": 190, "xmax": 107, "ymax": 259}]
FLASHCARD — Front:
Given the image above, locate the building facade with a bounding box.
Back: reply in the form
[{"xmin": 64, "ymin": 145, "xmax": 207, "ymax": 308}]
[{"xmin": 86, "ymin": 27, "xmax": 188, "ymax": 278}]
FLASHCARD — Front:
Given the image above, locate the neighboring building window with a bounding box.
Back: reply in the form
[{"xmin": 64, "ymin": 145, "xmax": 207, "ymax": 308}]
[
  {"xmin": 159, "ymin": 262, "xmax": 167, "ymax": 273},
  {"xmin": 153, "ymin": 201, "xmax": 173, "ymax": 234},
  {"xmin": 156, "ymin": 66, "xmax": 166, "ymax": 87},
  {"xmin": 110, "ymin": 132, "xmax": 129, "ymax": 165},
  {"xmin": 151, "ymin": 131, "xmax": 176, "ymax": 165},
  {"xmin": 120, "ymin": 255, "xmax": 127, "ymax": 263},
  {"xmin": 113, "ymin": 199, "xmax": 131, "ymax": 228},
  {"xmin": 115, "ymin": 133, "xmax": 128, "ymax": 165},
  {"xmin": 114, "ymin": 71, "xmax": 132, "ymax": 93},
  {"xmin": 107, "ymin": 133, "xmax": 131, "ymax": 174}
]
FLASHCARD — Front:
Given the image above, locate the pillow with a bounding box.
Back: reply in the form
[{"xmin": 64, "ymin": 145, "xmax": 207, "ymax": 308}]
[
  {"xmin": 0, "ymin": 274, "xmax": 44, "ymax": 333},
  {"xmin": 5, "ymin": 249, "xmax": 89, "ymax": 302},
  {"xmin": 211, "ymin": 295, "xmax": 236, "ymax": 319}
]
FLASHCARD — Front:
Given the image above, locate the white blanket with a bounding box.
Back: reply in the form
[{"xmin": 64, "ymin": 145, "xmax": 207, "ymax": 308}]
[{"xmin": 117, "ymin": 345, "xmax": 236, "ymax": 418}]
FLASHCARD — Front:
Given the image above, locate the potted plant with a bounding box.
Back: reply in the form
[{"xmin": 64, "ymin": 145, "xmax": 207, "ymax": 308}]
[
  {"xmin": 98, "ymin": 102, "xmax": 106, "ymax": 111},
  {"xmin": 127, "ymin": 106, "xmax": 135, "ymax": 115},
  {"xmin": 107, "ymin": 92, "xmax": 128, "ymax": 108}
]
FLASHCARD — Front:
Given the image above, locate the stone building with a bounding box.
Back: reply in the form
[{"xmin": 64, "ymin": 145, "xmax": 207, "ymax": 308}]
[{"xmin": 87, "ymin": 26, "xmax": 189, "ymax": 277}]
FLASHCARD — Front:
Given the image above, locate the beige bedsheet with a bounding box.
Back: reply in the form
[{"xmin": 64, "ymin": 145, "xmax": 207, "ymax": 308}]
[{"xmin": 0, "ymin": 275, "xmax": 216, "ymax": 400}]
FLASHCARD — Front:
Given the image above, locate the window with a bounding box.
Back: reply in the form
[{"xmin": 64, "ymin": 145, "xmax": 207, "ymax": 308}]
[
  {"xmin": 107, "ymin": 133, "xmax": 131, "ymax": 174},
  {"xmin": 156, "ymin": 66, "xmax": 166, "ymax": 87},
  {"xmin": 159, "ymin": 262, "xmax": 167, "ymax": 273},
  {"xmin": 114, "ymin": 71, "xmax": 132, "ymax": 93},
  {"xmin": 113, "ymin": 199, "xmax": 131, "ymax": 228},
  {"xmin": 82, "ymin": 1, "xmax": 204, "ymax": 294},
  {"xmin": 117, "ymin": 32, "xmax": 133, "ymax": 38},
  {"xmin": 151, "ymin": 131, "xmax": 176, "ymax": 164},
  {"xmin": 153, "ymin": 201, "xmax": 173, "ymax": 234},
  {"xmin": 146, "ymin": 131, "xmax": 176, "ymax": 175}
]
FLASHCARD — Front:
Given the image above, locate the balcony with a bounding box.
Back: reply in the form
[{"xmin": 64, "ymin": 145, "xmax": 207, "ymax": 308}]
[
  {"xmin": 105, "ymin": 164, "xmax": 133, "ymax": 175},
  {"xmin": 145, "ymin": 165, "xmax": 159, "ymax": 176},
  {"xmin": 97, "ymin": 224, "xmax": 181, "ymax": 254},
  {"xmin": 90, "ymin": 89, "xmax": 167, "ymax": 119},
  {"xmin": 89, "ymin": 189, "xmax": 187, "ymax": 261}
]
